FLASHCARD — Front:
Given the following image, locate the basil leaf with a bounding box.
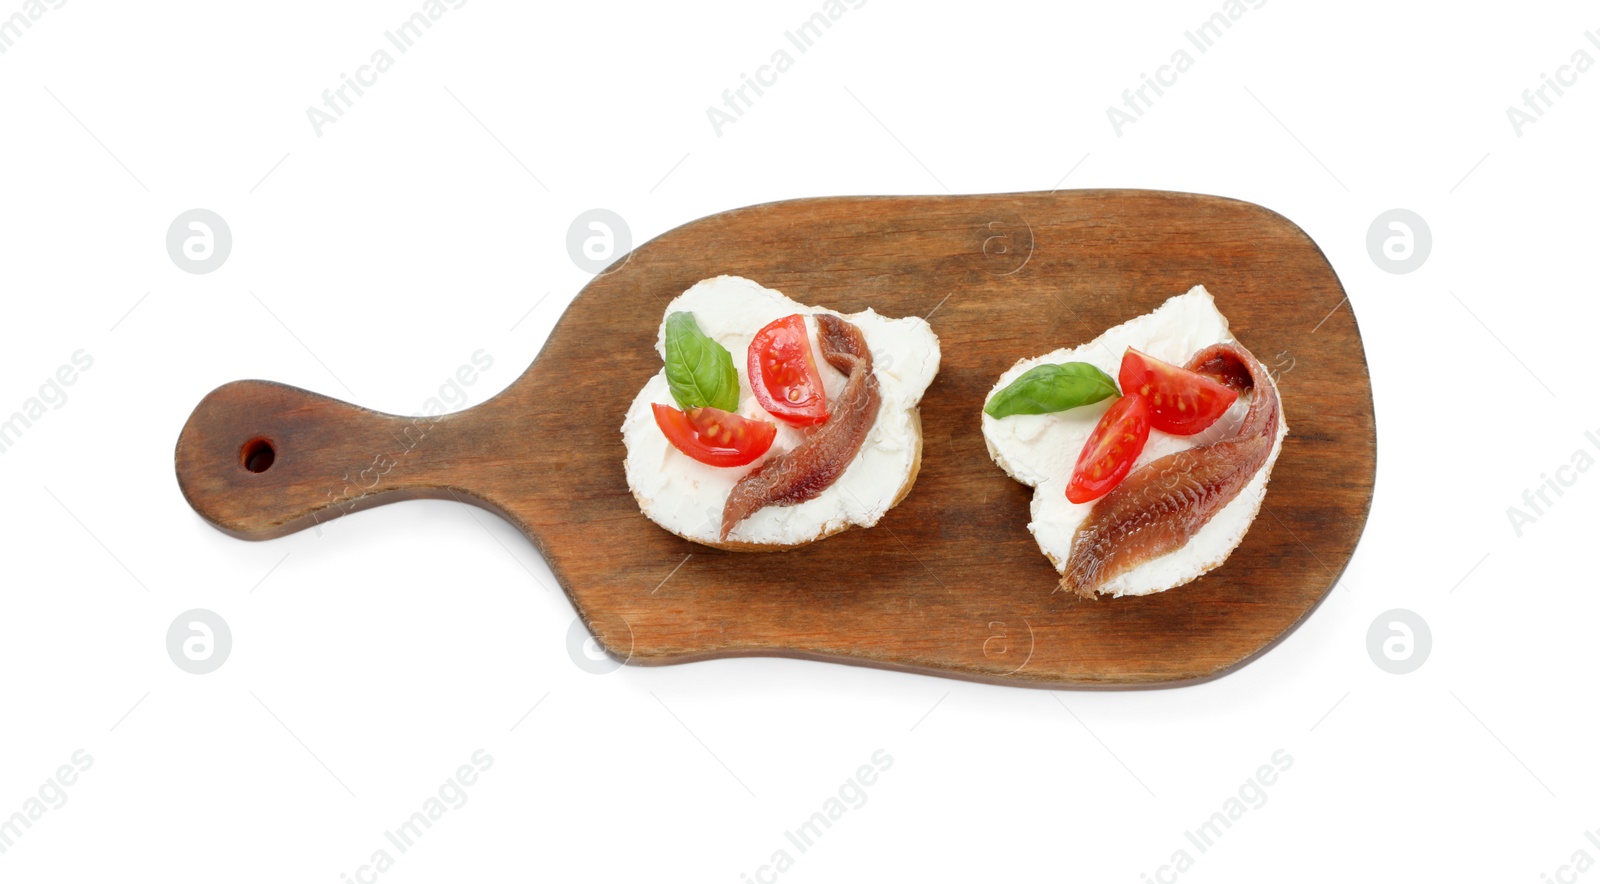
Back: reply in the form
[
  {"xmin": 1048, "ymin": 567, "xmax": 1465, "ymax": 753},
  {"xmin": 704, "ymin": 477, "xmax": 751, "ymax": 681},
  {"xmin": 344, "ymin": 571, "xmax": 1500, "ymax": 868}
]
[
  {"xmin": 663, "ymin": 311, "xmax": 740, "ymax": 413},
  {"xmin": 984, "ymin": 362, "xmax": 1119, "ymax": 419}
]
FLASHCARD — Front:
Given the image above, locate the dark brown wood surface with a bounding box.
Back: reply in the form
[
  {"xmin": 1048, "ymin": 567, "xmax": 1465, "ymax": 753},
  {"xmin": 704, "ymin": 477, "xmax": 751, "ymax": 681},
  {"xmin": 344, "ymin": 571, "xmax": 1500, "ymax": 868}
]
[{"xmin": 175, "ymin": 190, "xmax": 1374, "ymax": 688}]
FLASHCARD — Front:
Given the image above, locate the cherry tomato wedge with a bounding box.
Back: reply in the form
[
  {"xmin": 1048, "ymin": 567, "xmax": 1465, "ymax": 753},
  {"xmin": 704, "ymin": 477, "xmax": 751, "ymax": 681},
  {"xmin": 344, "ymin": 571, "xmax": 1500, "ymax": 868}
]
[
  {"xmin": 1066, "ymin": 394, "xmax": 1151, "ymax": 504},
  {"xmin": 747, "ymin": 314, "xmax": 829, "ymax": 426},
  {"xmin": 1118, "ymin": 348, "xmax": 1239, "ymax": 436},
  {"xmin": 652, "ymin": 403, "xmax": 776, "ymax": 468}
]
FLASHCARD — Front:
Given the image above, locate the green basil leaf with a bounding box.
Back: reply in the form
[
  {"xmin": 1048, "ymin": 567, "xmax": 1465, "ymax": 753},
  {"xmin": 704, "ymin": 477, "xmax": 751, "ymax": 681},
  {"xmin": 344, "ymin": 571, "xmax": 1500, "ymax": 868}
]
[
  {"xmin": 984, "ymin": 362, "xmax": 1119, "ymax": 419},
  {"xmin": 663, "ymin": 311, "xmax": 740, "ymax": 412}
]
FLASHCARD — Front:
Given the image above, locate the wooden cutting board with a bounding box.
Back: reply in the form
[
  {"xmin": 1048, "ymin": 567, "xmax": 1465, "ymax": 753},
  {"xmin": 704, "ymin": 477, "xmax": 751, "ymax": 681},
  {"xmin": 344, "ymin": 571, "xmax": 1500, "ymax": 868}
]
[{"xmin": 175, "ymin": 190, "xmax": 1374, "ymax": 688}]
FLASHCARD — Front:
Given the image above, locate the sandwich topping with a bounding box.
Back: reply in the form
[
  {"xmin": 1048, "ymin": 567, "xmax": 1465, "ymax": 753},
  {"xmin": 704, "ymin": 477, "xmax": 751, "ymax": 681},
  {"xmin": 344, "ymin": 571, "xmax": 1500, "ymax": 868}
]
[
  {"xmin": 1061, "ymin": 342, "xmax": 1280, "ymax": 598},
  {"xmin": 721, "ymin": 314, "xmax": 881, "ymax": 539}
]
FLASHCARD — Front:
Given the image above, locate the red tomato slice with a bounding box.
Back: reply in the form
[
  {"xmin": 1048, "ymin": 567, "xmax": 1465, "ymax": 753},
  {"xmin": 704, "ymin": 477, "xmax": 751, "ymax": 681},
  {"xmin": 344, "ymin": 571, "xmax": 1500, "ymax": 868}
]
[
  {"xmin": 747, "ymin": 314, "xmax": 829, "ymax": 426},
  {"xmin": 1118, "ymin": 348, "xmax": 1239, "ymax": 436},
  {"xmin": 652, "ymin": 404, "xmax": 776, "ymax": 468},
  {"xmin": 1066, "ymin": 394, "xmax": 1151, "ymax": 504}
]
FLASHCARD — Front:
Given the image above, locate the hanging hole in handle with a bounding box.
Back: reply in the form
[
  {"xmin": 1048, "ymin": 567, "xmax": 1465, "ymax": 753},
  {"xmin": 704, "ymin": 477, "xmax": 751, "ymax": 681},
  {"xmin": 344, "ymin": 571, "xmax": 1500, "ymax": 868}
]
[{"xmin": 240, "ymin": 437, "xmax": 276, "ymax": 473}]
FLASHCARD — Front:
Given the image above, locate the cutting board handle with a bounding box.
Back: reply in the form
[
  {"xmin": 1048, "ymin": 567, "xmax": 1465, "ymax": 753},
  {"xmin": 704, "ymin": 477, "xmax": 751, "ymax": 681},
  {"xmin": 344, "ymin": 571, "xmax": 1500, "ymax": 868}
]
[{"xmin": 174, "ymin": 379, "xmax": 496, "ymax": 540}]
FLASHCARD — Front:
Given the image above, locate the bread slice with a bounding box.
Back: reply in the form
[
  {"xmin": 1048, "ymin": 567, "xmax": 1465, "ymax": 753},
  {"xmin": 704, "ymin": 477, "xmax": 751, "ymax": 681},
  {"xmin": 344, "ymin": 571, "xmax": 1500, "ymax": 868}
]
[
  {"xmin": 621, "ymin": 276, "xmax": 941, "ymax": 551},
  {"xmin": 980, "ymin": 286, "xmax": 1288, "ymax": 597}
]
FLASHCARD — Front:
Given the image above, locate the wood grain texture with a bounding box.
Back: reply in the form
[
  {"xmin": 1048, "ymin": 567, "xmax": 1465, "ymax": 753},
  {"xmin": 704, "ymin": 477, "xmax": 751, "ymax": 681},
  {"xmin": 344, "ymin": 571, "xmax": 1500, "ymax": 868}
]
[{"xmin": 175, "ymin": 190, "xmax": 1375, "ymax": 688}]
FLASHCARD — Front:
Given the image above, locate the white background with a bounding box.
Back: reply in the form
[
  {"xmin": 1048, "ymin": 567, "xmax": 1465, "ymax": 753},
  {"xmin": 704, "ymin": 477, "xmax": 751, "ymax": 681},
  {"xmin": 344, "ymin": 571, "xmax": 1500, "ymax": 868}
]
[{"xmin": 2, "ymin": 1, "xmax": 1596, "ymax": 881}]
